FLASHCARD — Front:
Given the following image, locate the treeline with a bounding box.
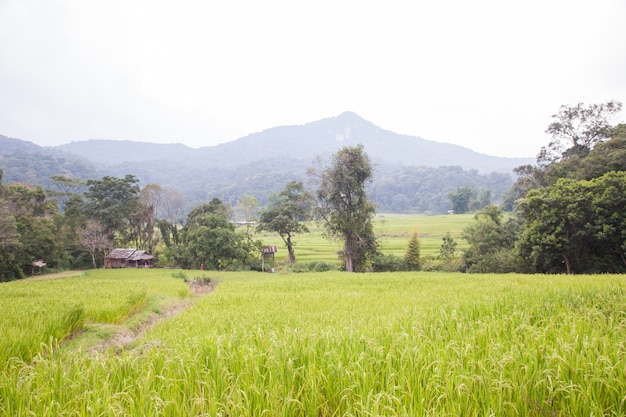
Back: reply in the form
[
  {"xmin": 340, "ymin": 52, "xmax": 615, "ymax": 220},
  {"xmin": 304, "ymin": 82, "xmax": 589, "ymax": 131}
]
[
  {"xmin": 460, "ymin": 102, "xmax": 626, "ymax": 274},
  {"xmin": 0, "ymin": 145, "xmax": 512, "ymax": 215},
  {"xmin": 372, "ymin": 165, "xmax": 510, "ymax": 213},
  {"xmin": 0, "ymin": 171, "xmax": 262, "ymax": 281}
]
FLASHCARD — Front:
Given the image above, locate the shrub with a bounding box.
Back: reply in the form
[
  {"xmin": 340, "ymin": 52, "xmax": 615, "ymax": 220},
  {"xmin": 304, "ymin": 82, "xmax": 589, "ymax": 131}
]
[
  {"xmin": 285, "ymin": 261, "xmax": 338, "ymax": 273},
  {"xmin": 370, "ymin": 254, "xmax": 406, "ymax": 272},
  {"xmin": 171, "ymin": 270, "xmax": 188, "ymax": 280}
]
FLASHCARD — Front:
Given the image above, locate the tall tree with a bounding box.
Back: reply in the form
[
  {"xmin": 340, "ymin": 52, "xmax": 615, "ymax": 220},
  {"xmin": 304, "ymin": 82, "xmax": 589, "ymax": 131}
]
[
  {"xmin": 448, "ymin": 186, "xmax": 475, "ymax": 214},
  {"xmin": 256, "ymin": 181, "xmax": 313, "ymax": 263},
  {"xmin": 0, "ymin": 169, "xmax": 22, "ymax": 281},
  {"xmin": 127, "ymin": 184, "xmax": 163, "ymax": 253},
  {"xmin": 539, "ymin": 101, "xmax": 622, "ymax": 164},
  {"xmin": 140, "ymin": 184, "xmax": 162, "ymax": 220},
  {"xmin": 160, "ymin": 187, "xmax": 185, "ymax": 224},
  {"xmin": 84, "ymin": 175, "xmax": 140, "ymax": 244},
  {"xmin": 48, "ymin": 175, "xmax": 87, "ymax": 212},
  {"xmin": 311, "ymin": 145, "xmax": 378, "ymax": 272}
]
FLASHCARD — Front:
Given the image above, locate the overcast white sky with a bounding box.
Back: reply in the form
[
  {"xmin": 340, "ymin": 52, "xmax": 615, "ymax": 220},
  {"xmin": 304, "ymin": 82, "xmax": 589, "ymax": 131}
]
[{"xmin": 1, "ymin": 1, "xmax": 625, "ymax": 158}]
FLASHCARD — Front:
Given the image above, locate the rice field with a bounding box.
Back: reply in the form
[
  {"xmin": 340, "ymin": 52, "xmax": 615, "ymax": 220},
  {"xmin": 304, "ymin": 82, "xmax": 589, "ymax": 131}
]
[
  {"xmin": 1, "ymin": 270, "xmax": 626, "ymax": 416},
  {"xmin": 0, "ymin": 269, "xmax": 190, "ymax": 367},
  {"xmin": 255, "ymin": 213, "xmax": 473, "ymax": 265}
]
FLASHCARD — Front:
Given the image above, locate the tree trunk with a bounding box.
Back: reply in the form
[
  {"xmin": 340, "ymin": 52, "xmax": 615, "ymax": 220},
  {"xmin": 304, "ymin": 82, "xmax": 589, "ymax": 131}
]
[
  {"xmin": 344, "ymin": 233, "xmax": 355, "ymax": 272},
  {"xmin": 286, "ymin": 236, "xmax": 296, "ymax": 263},
  {"xmin": 563, "ymin": 256, "xmax": 572, "ymax": 274}
]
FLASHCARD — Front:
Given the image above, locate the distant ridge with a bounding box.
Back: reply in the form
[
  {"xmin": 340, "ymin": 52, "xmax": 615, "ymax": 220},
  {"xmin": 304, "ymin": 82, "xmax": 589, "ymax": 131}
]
[
  {"xmin": 53, "ymin": 112, "xmax": 533, "ymax": 173},
  {"xmin": 0, "ymin": 114, "xmax": 527, "ymax": 213},
  {"xmin": 0, "ymin": 134, "xmax": 42, "ymax": 154}
]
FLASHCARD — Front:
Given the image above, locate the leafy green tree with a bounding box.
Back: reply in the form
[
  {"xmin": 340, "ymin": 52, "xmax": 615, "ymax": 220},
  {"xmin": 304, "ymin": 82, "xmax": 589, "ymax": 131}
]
[
  {"xmin": 3, "ymin": 183, "xmax": 60, "ymax": 273},
  {"xmin": 462, "ymin": 205, "xmax": 521, "ymax": 273},
  {"xmin": 439, "ymin": 232, "xmax": 457, "ymax": 261},
  {"xmin": 256, "ymin": 181, "xmax": 312, "ymax": 263},
  {"xmin": 448, "ymin": 186, "xmax": 475, "ymax": 214},
  {"xmin": 404, "ymin": 231, "xmax": 422, "ymax": 271},
  {"xmin": 187, "ymin": 197, "xmax": 232, "ymax": 223},
  {"xmin": 0, "ymin": 170, "xmax": 22, "ymax": 281},
  {"xmin": 311, "ymin": 145, "xmax": 378, "ymax": 272},
  {"xmin": 84, "ymin": 175, "xmax": 140, "ymax": 245},
  {"xmin": 55, "ymin": 193, "xmax": 92, "ymax": 269},
  {"xmin": 509, "ymin": 105, "xmax": 623, "ymax": 206},
  {"xmin": 181, "ymin": 198, "xmax": 254, "ymax": 270},
  {"xmin": 590, "ymin": 171, "xmax": 626, "ymax": 269},
  {"xmin": 539, "ymin": 101, "xmax": 622, "ymax": 164},
  {"xmin": 517, "ymin": 172, "xmax": 626, "ymax": 273},
  {"xmin": 129, "ymin": 200, "xmax": 159, "ymax": 253},
  {"xmin": 542, "ymin": 124, "xmax": 626, "ymax": 183}
]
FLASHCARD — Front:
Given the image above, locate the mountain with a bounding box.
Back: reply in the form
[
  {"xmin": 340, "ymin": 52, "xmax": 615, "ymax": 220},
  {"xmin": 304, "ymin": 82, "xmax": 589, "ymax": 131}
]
[
  {"xmin": 1, "ymin": 113, "xmax": 532, "ymax": 213},
  {"xmin": 0, "ymin": 135, "xmax": 42, "ymax": 153},
  {"xmin": 55, "ymin": 112, "xmax": 533, "ymax": 172}
]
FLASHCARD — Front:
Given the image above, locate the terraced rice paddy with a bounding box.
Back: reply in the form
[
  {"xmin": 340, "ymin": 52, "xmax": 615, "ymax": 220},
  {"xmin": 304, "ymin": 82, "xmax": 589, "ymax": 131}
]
[{"xmin": 255, "ymin": 213, "xmax": 473, "ymax": 265}]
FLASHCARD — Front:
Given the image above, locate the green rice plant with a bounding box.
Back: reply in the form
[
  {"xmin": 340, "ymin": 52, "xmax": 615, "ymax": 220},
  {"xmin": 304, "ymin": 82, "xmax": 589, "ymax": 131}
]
[
  {"xmin": 255, "ymin": 213, "xmax": 473, "ymax": 265},
  {"xmin": 2, "ymin": 272, "xmax": 626, "ymax": 416},
  {"xmin": 0, "ymin": 269, "xmax": 189, "ymax": 369}
]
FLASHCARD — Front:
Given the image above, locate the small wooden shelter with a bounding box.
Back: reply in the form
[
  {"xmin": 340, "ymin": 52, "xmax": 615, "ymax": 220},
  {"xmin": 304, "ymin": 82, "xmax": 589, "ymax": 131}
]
[
  {"xmin": 260, "ymin": 246, "xmax": 277, "ymax": 272},
  {"xmin": 261, "ymin": 245, "xmax": 277, "ymax": 260},
  {"xmin": 104, "ymin": 248, "xmax": 154, "ymax": 268},
  {"xmin": 31, "ymin": 259, "xmax": 46, "ymax": 275}
]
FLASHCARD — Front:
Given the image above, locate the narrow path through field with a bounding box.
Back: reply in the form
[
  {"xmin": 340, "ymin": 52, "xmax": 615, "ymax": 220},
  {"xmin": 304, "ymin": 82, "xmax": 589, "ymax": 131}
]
[{"xmin": 89, "ymin": 279, "xmax": 218, "ymax": 354}]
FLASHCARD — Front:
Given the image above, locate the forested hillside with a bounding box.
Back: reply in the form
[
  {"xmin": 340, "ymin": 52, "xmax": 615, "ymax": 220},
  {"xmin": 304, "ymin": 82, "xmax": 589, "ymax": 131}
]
[
  {"xmin": 462, "ymin": 102, "xmax": 626, "ymax": 274},
  {"xmin": 1, "ymin": 113, "xmax": 521, "ymax": 214}
]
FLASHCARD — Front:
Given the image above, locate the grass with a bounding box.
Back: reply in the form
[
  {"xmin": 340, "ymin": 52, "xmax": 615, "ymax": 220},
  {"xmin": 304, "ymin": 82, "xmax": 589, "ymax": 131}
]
[
  {"xmin": 2, "ymin": 270, "xmax": 626, "ymax": 416},
  {"xmin": 254, "ymin": 212, "xmax": 473, "ymax": 265}
]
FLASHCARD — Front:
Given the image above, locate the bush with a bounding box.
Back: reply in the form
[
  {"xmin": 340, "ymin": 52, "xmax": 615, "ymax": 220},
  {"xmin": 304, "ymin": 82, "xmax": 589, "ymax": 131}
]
[
  {"xmin": 370, "ymin": 254, "xmax": 406, "ymax": 272},
  {"xmin": 285, "ymin": 261, "xmax": 338, "ymax": 273},
  {"xmin": 171, "ymin": 270, "xmax": 188, "ymax": 280},
  {"xmin": 422, "ymin": 258, "xmax": 465, "ymax": 272},
  {"xmin": 465, "ymin": 249, "xmax": 522, "ymax": 273}
]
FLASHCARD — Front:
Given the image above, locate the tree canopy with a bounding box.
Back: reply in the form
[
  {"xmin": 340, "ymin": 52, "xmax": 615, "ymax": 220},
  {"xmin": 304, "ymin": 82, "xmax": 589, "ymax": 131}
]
[
  {"xmin": 256, "ymin": 181, "xmax": 313, "ymax": 263},
  {"xmin": 312, "ymin": 145, "xmax": 378, "ymax": 272}
]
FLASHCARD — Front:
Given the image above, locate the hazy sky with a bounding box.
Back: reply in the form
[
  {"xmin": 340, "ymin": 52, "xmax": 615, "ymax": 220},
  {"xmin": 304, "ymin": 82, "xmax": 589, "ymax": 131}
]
[{"xmin": 1, "ymin": 1, "xmax": 625, "ymax": 158}]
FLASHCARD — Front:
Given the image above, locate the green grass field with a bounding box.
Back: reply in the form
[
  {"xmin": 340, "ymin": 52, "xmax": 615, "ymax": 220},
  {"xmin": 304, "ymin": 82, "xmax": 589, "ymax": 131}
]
[
  {"xmin": 254, "ymin": 213, "xmax": 473, "ymax": 265},
  {"xmin": 2, "ymin": 269, "xmax": 625, "ymax": 416}
]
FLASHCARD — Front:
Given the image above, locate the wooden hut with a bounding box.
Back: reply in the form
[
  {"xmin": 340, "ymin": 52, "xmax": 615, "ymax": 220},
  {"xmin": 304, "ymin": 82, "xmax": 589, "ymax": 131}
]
[
  {"xmin": 31, "ymin": 259, "xmax": 46, "ymax": 275},
  {"xmin": 260, "ymin": 245, "xmax": 277, "ymax": 271},
  {"xmin": 104, "ymin": 248, "xmax": 154, "ymax": 268}
]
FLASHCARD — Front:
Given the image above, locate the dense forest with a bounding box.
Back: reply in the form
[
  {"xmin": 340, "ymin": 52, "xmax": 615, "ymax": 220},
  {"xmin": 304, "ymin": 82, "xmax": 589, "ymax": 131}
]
[{"xmin": 0, "ymin": 149, "xmax": 512, "ymax": 216}]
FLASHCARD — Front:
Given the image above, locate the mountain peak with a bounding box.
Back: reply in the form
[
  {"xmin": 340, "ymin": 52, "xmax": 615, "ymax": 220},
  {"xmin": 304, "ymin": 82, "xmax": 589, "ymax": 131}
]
[{"xmin": 337, "ymin": 111, "xmax": 363, "ymax": 120}]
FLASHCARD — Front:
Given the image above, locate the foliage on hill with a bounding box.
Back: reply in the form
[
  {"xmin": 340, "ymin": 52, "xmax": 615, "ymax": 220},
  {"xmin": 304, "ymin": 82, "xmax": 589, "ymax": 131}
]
[
  {"xmin": 0, "ymin": 150, "xmax": 97, "ymax": 188},
  {"xmin": 462, "ymin": 102, "xmax": 626, "ymax": 274},
  {"xmin": 1, "ymin": 112, "xmax": 523, "ymax": 215}
]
